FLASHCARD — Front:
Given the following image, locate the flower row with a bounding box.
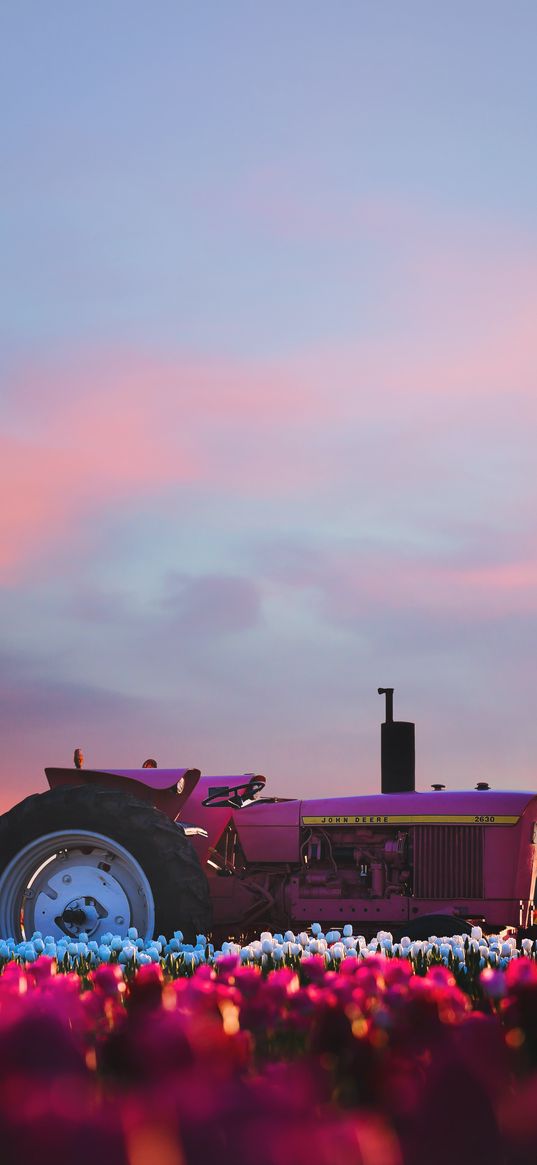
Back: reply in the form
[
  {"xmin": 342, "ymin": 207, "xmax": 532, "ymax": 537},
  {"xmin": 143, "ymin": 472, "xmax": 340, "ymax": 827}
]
[{"xmin": 0, "ymin": 923, "xmax": 535, "ymax": 980}]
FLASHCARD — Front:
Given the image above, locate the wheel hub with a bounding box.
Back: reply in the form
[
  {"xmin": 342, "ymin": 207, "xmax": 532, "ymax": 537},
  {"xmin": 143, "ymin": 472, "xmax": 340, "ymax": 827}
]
[
  {"xmin": 0, "ymin": 831, "xmax": 154, "ymax": 942},
  {"xmin": 57, "ymin": 896, "xmax": 103, "ymax": 938},
  {"xmin": 33, "ymin": 861, "xmax": 132, "ymax": 938}
]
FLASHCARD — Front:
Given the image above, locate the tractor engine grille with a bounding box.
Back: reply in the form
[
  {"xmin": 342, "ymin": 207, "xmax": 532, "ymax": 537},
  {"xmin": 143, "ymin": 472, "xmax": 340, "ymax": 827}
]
[{"xmin": 413, "ymin": 825, "xmax": 484, "ymax": 899}]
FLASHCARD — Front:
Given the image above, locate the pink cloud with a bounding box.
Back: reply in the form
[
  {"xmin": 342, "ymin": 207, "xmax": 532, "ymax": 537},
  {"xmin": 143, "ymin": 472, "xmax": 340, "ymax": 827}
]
[
  {"xmin": 255, "ymin": 523, "xmax": 537, "ymax": 625},
  {"xmin": 1, "ymin": 351, "xmax": 334, "ymax": 580},
  {"xmin": 313, "ymin": 550, "xmax": 537, "ymax": 624},
  {"xmin": 2, "ymin": 214, "xmax": 536, "ymax": 585},
  {"xmin": 0, "ymin": 373, "xmax": 197, "ymax": 579}
]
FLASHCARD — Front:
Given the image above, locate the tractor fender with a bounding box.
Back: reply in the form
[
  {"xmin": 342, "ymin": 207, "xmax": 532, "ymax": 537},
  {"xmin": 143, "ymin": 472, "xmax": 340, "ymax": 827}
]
[{"xmin": 44, "ymin": 766, "xmax": 201, "ymax": 821}]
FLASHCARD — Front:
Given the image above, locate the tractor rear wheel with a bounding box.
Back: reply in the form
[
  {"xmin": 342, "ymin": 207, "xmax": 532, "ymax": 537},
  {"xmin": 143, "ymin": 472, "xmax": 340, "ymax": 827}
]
[{"xmin": 0, "ymin": 785, "xmax": 211, "ymax": 944}]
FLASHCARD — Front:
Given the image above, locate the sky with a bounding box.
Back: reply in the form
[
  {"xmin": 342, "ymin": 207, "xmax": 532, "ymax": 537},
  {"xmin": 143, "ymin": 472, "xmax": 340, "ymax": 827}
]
[{"xmin": 1, "ymin": 2, "xmax": 536, "ymax": 810}]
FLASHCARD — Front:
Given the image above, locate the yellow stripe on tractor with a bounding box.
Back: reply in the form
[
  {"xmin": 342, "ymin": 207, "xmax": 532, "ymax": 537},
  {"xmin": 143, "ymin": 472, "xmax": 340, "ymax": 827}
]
[{"xmin": 301, "ymin": 814, "xmax": 520, "ymax": 826}]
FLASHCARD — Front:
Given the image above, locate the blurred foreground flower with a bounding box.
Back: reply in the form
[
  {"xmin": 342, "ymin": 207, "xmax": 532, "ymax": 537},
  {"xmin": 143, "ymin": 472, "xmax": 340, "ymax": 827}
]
[{"xmin": 0, "ymin": 926, "xmax": 535, "ymax": 1163}]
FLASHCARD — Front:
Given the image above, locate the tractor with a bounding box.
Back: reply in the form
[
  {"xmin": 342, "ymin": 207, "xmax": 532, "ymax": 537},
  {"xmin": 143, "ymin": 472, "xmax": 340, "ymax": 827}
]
[{"xmin": 0, "ymin": 690, "xmax": 535, "ymax": 943}]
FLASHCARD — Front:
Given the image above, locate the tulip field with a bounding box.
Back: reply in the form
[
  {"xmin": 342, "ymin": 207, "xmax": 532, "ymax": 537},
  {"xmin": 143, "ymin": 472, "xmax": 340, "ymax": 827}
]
[{"xmin": 1, "ymin": 926, "xmax": 537, "ymax": 1165}]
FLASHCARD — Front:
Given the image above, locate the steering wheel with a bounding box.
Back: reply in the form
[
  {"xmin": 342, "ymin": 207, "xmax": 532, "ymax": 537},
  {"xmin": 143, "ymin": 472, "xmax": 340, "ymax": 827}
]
[{"xmin": 202, "ymin": 775, "xmax": 266, "ymax": 808}]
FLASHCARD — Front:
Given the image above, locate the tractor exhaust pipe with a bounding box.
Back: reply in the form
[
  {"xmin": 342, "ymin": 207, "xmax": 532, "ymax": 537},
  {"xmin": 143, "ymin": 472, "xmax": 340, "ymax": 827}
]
[{"xmin": 378, "ymin": 688, "xmax": 415, "ymax": 794}]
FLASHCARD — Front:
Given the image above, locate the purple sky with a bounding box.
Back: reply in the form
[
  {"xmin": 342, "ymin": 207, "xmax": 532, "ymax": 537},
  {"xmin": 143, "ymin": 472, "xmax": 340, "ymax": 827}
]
[{"xmin": 1, "ymin": 3, "xmax": 536, "ymax": 809}]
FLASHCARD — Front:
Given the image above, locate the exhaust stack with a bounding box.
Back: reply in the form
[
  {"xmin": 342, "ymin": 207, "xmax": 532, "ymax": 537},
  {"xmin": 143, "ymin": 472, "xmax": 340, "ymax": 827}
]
[{"xmin": 378, "ymin": 688, "xmax": 415, "ymax": 794}]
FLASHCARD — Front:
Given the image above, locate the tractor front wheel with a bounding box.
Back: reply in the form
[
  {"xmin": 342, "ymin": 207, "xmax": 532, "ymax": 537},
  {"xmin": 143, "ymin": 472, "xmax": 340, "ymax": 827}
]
[
  {"xmin": 0, "ymin": 785, "xmax": 211, "ymax": 944},
  {"xmin": 393, "ymin": 913, "xmax": 473, "ymax": 942}
]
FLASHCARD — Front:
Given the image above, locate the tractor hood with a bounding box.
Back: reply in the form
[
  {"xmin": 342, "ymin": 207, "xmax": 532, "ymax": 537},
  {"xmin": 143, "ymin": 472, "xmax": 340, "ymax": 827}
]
[{"xmin": 301, "ymin": 788, "xmax": 537, "ymax": 824}]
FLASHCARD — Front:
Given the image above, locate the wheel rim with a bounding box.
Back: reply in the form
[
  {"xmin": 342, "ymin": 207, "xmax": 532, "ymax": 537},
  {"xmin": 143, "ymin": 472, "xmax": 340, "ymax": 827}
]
[{"xmin": 0, "ymin": 830, "xmax": 155, "ymax": 941}]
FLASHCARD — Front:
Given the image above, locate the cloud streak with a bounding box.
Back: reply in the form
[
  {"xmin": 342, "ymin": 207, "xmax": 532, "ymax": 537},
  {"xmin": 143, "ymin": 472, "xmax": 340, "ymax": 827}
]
[{"xmin": 2, "ymin": 244, "xmax": 536, "ymax": 586}]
